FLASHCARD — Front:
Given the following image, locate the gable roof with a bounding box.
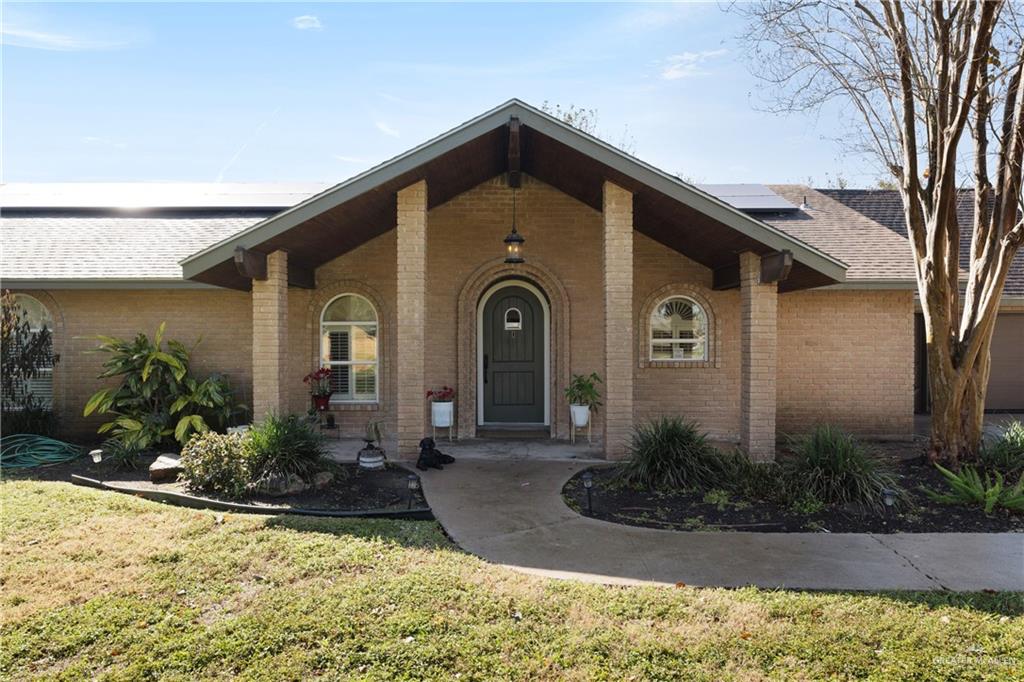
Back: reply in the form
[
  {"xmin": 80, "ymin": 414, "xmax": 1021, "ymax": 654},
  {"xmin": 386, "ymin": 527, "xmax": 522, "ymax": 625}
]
[
  {"xmin": 179, "ymin": 99, "xmax": 847, "ymax": 292},
  {"xmin": 821, "ymin": 189, "xmax": 1024, "ymax": 296}
]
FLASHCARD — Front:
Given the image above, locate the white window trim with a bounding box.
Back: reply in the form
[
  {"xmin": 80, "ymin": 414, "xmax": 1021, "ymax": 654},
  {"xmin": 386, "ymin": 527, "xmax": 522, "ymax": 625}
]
[
  {"xmin": 7, "ymin": 294, "xmax": 55, "ymax": 409},
  {"xmin": 319, "ymin": 294, "xmax": 379, "ymax": 404},
  {"xmin": 649, "ymin": 295, "xmax": 709, "ymax": 363}
]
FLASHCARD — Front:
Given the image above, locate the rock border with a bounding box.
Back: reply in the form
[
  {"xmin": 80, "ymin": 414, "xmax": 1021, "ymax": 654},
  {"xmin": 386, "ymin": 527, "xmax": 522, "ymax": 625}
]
[{"xmin": 70, "ymin": 475, "xmax": 433, "ymax": 520}]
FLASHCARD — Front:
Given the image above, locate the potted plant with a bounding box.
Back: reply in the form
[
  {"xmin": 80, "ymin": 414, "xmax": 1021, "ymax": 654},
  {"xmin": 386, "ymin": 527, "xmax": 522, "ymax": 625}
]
[
  {"xmin": 303, "ymin": 367, "xmax": 333, "ymax": 411},
  {"xmin": 565, "ymin": 372, "xmax": 602, "ymax": 428},
  {"xmin": 357, "ymin": 419, "xmax": 386, "ymax": 469},
  {"xmin": 426, "ymin": 385, "xmax": 455, "ymax": 428}
]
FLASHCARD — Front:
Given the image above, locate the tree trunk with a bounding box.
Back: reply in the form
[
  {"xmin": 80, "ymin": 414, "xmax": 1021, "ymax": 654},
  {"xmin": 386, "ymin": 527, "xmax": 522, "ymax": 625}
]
[{"xmin": 926, "ymin": 336, "xmax": 990, "ymax": 467}]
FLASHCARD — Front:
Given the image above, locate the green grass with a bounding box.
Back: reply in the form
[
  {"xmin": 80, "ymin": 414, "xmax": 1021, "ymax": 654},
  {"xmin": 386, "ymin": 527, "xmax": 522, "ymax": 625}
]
[{"xmin": 2, "ymin": 481, "xmax": 1023, "ymax": 681}]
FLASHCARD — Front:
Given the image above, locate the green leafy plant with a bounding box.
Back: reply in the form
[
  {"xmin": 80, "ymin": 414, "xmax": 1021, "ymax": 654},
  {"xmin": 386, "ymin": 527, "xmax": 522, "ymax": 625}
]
[
  {"xmin": 980, "ymin": 420, "xmax": 1024, "ymax": 476},
  {"xmin": 715, "ymin": 448, "xmax": 788, "ymax": 502},
  {"xmin": 784, "ymin": 425, "xmax": 904, "ymax": 515},
  {"xmin": 246, "ymin": 414, "xmax": 325, "ymax": 481},
  {"xmin": 179, "ymin": 431, "xmax": 251, "ymax": 499},
  {"xmin": 1, "ymin": 291, "xmax": 60, "ymax": 436},
  {"xmin": 101, "ymin": 438, "xmax": 144, "ymax": 471},
  {"xmin": 926, "ymin": 465, "xmax": 1024, "ymax": 515},
  {"xmin": 564, "ymin": 373, "xmax": 603, "ymax": 411},
  {"xmin": 83, "ymin": 323, "xmax": 247, "ymax": 449},
  {"xmin": 617, "ymin": 417, "xmax": 723, "ymax": 490}
]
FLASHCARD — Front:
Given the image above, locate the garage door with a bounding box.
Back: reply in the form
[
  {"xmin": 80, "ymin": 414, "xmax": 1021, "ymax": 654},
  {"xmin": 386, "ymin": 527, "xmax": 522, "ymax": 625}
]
[{"xmin": 987, "ymin": 313, "xmax": 1024, "ymax": 411}]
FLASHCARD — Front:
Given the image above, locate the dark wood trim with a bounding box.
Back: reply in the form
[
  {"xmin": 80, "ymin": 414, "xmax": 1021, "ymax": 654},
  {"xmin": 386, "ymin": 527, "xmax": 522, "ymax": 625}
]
[
  {"xmin": 233, "ymin": 246, "xmax": 315, "ymax": 289},
  {"xmin": 507, "ymin": 116, "xmax": 521, "ymax": 188},
  {"xmin": 760, "ymin": 250, "xmax": 794, "ymax": 284},
  {"xmin": 233, "ymin": 246, "xmax": 266, "ymax": 280},
  {"xmin": 712, "ymin": 263, "xmax": 740, "ymax": 290}
]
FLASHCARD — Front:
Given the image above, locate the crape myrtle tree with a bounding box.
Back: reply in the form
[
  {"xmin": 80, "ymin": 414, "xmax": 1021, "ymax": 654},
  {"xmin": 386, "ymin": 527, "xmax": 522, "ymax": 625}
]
[{"xmin": 735, "ymin": 1, "xmax": 1024, "ymax": 466}]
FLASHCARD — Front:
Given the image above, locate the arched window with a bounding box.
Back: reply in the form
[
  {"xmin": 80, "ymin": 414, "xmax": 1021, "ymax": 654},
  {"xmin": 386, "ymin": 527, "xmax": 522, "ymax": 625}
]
[
  {"xmin": 504, "ymin": 307, "xmax": 522, "ymax": 331},
  {"xmin": 9, "ymin": 294, "xmax": 56, "ymax": 407},
  {"xmin": 650, "ymin": 296, "xmax": 708, "ymax": 361},
  {"xmin": 320, "ymin": 294, "xmax": 378, "ymax": 403}
]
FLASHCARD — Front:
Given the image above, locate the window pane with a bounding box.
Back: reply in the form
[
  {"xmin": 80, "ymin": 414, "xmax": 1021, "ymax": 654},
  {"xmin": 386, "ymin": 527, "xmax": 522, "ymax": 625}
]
[
  {"xmin": 13, "ymin": 294, "xmax": 53, "ymax": 331},
  {"xmin": 323, "ymin": 295, "xmax": 376, "ymax": 322},
  {"xmin": 353, "ymin": 365, "xmax": 376, "ymax": 400},
  {"xmin": 330, "ymin": 365, "xmax": 351, "ymax": 396},
  {"xmin": 650, "ymin": 297, "xmax": 708, "ymax": 361},
  {"xmin": 325, "ymin": 330, "xmax": 351, "ymax": 363},
  {"xmin": 351, "ymin": 325, "xmax": 377, "ymax": 361}
]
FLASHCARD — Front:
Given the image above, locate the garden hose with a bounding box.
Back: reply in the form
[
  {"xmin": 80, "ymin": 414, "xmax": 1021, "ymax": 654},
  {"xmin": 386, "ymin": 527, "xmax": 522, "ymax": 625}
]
[{"xmin": 0, "ymin": 434, "xmax": 83, "ymax": 470}]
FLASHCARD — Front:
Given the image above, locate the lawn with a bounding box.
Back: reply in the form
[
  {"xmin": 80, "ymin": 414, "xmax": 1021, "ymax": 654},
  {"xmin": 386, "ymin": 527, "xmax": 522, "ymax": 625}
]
[{"xmin": 2, "ymin": 481, "xmax": 1022, "ymax": 681}]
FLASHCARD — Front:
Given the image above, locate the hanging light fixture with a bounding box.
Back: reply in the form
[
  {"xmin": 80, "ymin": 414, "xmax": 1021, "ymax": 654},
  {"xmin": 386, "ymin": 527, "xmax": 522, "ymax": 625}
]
[{"xmin": 503, "ymin": 187, "xmax": 525, "ymax": 264}]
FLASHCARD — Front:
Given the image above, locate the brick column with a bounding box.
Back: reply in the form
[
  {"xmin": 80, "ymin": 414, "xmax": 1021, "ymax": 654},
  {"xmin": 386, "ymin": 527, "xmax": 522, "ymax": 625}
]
[
  {"xmin": 252, "ymin": 250, "xmax": 288, "ymax": 421},
  {"xmin": 396, "ymin": 181, "xmax": 428, "ymax": 458},
  {"xmin": 740, "ymin": 251, "xmax": 777, "ymax": 461},
  {"xmin": 603, "ymin": 181, "xmax": 634, "ymax": 459}
]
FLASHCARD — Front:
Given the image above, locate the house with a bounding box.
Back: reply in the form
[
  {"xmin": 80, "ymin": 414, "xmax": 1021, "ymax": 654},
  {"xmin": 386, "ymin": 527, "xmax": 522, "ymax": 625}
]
[{"xmin": 2, "ymin": 99, "xmax": 1021, "ymax": 460}]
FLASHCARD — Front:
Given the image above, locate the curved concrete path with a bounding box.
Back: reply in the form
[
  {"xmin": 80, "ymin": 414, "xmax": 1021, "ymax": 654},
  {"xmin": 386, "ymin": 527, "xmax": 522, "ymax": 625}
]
[{"xmin": 418, "ymin": 458, "xmax": 1024, "ymax": 591}]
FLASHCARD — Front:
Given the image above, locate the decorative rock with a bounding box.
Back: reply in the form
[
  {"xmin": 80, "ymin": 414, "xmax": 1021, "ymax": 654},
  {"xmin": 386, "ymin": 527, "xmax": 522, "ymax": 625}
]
[
  {"xmin": 258, "ymin": 473, "xmax": 308, "ymax": 497},
  {"xmin": 149, "ymin": 455, "xmax": 183, "ymax": 483},
  {"xmin": 312, "ymin": 471, "xmax": 334, "ymax": 490}
]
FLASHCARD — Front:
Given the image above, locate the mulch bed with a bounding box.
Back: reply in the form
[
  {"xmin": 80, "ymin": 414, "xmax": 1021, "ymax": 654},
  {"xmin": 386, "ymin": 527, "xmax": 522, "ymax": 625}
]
[
  {"xmin": 563, "ymin": 445, "xmax": 1024, "ymax": 533},
  {"xmin": 6, "ymin": 453, "xmax": 425, "ymax": 512}
]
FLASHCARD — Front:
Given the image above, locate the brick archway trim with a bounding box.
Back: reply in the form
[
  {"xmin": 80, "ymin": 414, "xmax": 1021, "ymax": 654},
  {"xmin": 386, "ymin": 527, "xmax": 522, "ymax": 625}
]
[{"xmin": 456, "ymin": 258, "xmax": 571, "ymax": 439}]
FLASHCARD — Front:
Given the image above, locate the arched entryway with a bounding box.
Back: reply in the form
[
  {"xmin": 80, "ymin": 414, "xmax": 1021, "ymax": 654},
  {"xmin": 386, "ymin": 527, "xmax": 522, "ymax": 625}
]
[
  {"xmin": 477, "ymin": 280, "xmax": 550, "ymax": 427},
  {"xmin": 456, "ymin": 258, "xmax": 571, "ymax": 440}
]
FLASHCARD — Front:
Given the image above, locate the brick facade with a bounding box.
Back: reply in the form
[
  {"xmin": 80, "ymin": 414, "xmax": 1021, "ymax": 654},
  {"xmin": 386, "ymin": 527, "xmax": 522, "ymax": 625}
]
[
  {"xmin": 602, "ymin": 182, "xmax": 634, "ymax": 459},
  {"xmin": 252, "ymin": 250, "xmax": 289, "ymax": 421},
  {"xmin": 739, "ymin": 252, "xmax": 778, "ymax": 461},
  {"xmin": 21, "ymin": 175, "xmax": 918, "ymax": 453},
  {"xmin": 395, "ymin": 181, "xmax": 428, "ymax": 456}
]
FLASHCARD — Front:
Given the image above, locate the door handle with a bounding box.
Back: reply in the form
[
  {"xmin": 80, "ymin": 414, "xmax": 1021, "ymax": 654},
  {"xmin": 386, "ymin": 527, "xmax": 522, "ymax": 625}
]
[{"xmin": 483, "ymin": 354, "xmax": 489, "ymax": 384}]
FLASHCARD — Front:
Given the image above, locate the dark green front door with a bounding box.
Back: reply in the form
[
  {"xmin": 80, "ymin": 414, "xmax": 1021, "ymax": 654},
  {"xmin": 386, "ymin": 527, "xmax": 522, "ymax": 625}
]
[{"xmin": 482, "ymin": 285, "xmax": 545, "ymax": 423}]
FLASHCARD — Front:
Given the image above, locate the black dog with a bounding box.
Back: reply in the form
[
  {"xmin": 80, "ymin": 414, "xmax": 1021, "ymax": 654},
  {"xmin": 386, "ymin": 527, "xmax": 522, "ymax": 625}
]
[{"xmin": 417, "ymin": 437, "xmax": 456, "ymax": 471}]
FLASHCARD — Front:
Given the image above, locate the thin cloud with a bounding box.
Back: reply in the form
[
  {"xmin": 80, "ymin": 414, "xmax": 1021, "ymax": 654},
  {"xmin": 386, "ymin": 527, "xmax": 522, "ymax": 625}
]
[
  {"xmin": 333, "ymin": 154, "xmax": 370, "ymax": 164},
  {"xmin": 82, "ymin": 136, "xmax": 127, "ymax": 150},
  {"xmin": 660, "ymin": 49, "xmax": 728, "ymax": 80},
  {"xmin": 375, "ymin": 121, "xmax": 399, "ymax": 138},
  {"xmin": 1, "ymin": 25, "xmax": 132, "ymax": 51},
  {"xmin": 216, "ymin": 107, "xmax": 281, "ymax": 182},
  {"xmin": 291, "ymin": 15, "xmax": 322, "ymax": 31}
]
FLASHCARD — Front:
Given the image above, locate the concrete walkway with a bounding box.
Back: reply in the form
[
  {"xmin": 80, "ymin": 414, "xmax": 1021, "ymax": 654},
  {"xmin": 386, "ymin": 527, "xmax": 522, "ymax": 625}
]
[{"xmin": 418, "ymin": 457, "xmax": 1024, "ymax": 591}]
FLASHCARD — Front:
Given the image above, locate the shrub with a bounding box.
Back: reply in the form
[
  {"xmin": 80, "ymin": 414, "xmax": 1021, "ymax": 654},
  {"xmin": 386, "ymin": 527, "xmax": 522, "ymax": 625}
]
[
  {"xmin": 980, "ymin": 420, "xmax": 1024, "ymax": 476},
  {"xmin": 246, "ymin": 414, "xmax": 325, "ymax": 481},
  {"xmin": 783, "ymin": 425, "xmax": 903, "ymax": 515},
  {"xmin": 101, "ymin": 438, "xmax": 143, "ymax": 471},
  {"xmin": 180, "ymin": 432, "xmax": 251, "ymax": 498},
  {"xmin": 926, "ymin": 465, "xmax": 1024, "ymax": 515},
  {"xmin": 715, "ymin": 448, "xmax": 788, "ymax": 502},
  {"xmin": 83, "ymin": 323, "xmax": 248, "ymax": 449},
  {"xmin": 617, "ymin": 417, "xmax": 724, "ymax": 489},
  {"xmin": 1, "ymin": 401, "xmax": 59, "ymax": 438}
]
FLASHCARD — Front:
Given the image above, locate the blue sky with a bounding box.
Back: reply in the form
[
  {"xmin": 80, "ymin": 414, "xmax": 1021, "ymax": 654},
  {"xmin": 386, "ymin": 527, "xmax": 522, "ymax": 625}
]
[{"xmin": 3, "ymin": 2, "xmax": 882, "ymax": 186}]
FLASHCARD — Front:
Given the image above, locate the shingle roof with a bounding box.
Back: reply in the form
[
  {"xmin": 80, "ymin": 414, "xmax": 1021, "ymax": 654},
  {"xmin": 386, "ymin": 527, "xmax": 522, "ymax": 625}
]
[
  {"xmin": 1, "ymin": 184, "xmax": 920, "ymax": 287},
  {"xmin": 820, "ymin": 188, "xmax": 1024, "ymax": 296},
  {"xmin": 765, "ymin": 186, "xmax": 917, "ymax": 284},
  {"xmin": 1, "ymin": 212, "xmax": 271, "ymax": 283}
]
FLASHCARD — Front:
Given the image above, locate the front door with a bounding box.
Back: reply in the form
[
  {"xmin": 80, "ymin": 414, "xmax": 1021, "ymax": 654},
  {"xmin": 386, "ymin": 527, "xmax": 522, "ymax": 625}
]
[{"xmin": 482, "ymin": 285, "xmax": 545, "ymax": 424}]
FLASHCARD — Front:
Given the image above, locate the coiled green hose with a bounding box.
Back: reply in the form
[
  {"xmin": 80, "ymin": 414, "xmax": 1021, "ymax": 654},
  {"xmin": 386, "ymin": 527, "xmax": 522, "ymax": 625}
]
[{"xmin": 0, "ymin": 434, "xmax": 83, "ymax": 469}]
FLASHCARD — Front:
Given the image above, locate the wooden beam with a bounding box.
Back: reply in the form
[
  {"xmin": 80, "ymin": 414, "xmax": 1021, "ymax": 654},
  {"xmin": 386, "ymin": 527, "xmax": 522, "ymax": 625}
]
[
  {"xmin": 760, "ymin": 250, "xmax": 793, "ymax": 284},
  {"xmin": 233, "ymin": 246, "xmax": 266, "ymax": 280},
  {"xmin": 713, "ymin": 250, "xmax": 793, "ymax": 290},
  {"xmin": 233, "ymin": 246, "xmax": 315, "ymax": 288},
  {"xmin": 712, "ymin": 263, "xmax": 740, "ymax": 290},
  {"xmin": 507, "ymin": 116, "xmax": 521, "ymax": 188}
]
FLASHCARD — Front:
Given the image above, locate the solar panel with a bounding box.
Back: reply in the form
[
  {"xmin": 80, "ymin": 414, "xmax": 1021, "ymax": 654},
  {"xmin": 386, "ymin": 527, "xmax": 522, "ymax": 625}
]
[{"xmin": 697, "ymin": 184, "xmax": 798, "ymax": 212}]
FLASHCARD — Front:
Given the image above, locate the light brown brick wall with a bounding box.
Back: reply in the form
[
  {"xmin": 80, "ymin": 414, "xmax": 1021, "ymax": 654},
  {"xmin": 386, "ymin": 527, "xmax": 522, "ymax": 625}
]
[
  {"xmin": 424, "ymin": 175, "xmax": 606, "ymax": 441},
  {"xmin": 396, "ymin": 181, "xmax": 428, "ymax": 455},
  {"xmin": 603, "ymin": 182, "xmax": 634, "ymax": 458},
  {"xmin": 740, "ymin": 251, "xmax": 778, "ymax": 461},
  {"xmin": 777, "ymin": 289, "xmax": 915, "ymax": 438},
  {"xmin": 14, "ymin": 288, "xmax": 252, "ymax": 441},
  {"xmin": 632, "ymin": 234, "xmax": 742, "ymax": 442},
  {"xmin": 252, "ymin": 250, "xmax": 289, "ymax": 420}
]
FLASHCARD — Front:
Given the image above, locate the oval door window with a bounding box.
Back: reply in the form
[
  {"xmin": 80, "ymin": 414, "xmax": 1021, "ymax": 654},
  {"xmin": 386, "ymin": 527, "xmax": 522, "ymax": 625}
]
[{"xmin": 504, "ymin": 307, "xmax": 522, "ymax": 331}]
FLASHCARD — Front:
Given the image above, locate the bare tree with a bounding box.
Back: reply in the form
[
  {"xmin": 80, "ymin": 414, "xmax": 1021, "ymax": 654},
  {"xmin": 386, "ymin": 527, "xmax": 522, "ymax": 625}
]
[
  {"xmin": 735, "ymin": 1, "xmax": 1024, "ymax": 465},
  {"xmin": 540, "ymin": 101, "xmax": 638, "ymax": 155}
]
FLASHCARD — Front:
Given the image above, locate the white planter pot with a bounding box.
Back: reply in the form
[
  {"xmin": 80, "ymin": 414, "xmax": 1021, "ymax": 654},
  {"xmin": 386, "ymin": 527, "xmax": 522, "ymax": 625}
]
[
  {"xmin": 431, "ymin": 401, "xmax": 454, "ymax": 428},
  {"xmin": 570, "ymin": 404, "xmax": 590, "ymax": 427}
]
